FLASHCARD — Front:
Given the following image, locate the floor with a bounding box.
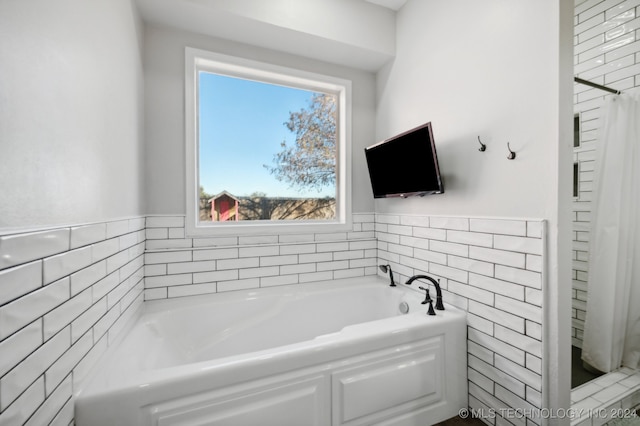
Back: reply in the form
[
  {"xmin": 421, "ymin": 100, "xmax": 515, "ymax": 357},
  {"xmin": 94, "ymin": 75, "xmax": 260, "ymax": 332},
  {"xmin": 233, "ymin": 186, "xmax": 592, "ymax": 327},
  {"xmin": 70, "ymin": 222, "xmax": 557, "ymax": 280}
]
[
  {"xmin": 432, "ymin": 346, "xmax": 637, "ymax": 426},
  {"xmin": 435, "ymin": 415, "xmax": 485, "ymax": 425},
  {"xmin": 571, "ymin": 365, "xmax": 640, "ymax": 425},
  {"xmin": 573, "ymin": 345, "xmax": 604, "ymax": 389}
]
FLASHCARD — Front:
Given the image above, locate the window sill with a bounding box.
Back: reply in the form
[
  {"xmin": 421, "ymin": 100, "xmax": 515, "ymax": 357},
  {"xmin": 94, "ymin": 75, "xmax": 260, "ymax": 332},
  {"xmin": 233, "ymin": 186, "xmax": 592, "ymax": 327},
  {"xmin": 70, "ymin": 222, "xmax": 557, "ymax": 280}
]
[{"xmin": 185, "ymin": 218, "xmax": 353, "ymax": 238}]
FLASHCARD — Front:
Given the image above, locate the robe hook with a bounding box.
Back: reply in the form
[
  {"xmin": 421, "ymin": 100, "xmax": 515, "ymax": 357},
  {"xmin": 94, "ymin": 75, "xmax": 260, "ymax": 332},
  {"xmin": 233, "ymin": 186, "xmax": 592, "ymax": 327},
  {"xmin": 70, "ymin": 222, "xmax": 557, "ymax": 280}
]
[
  {"xmin": 507, "ymin": 143, "xmax": 516, "ymax": 160},
  {"xmin": 477, "ymin": 136, "xmax": 486, "ymax": 152}
]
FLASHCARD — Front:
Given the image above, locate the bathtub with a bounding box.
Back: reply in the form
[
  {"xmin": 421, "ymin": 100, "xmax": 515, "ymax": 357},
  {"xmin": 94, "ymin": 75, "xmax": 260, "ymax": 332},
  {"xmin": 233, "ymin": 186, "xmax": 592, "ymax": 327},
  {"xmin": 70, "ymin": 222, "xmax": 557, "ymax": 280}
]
[{"xmin": 75, "ymin": 276, "xmax": 467, "ymax": 426}]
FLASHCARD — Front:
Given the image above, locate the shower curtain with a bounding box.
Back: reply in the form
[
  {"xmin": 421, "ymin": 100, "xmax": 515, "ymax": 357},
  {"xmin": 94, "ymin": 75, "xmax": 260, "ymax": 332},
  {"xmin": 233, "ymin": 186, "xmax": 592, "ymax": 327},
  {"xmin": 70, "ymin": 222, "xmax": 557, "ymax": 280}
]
[{"xmin": 582, "ymin": 93, "xmax": 640, "ymax": 373}]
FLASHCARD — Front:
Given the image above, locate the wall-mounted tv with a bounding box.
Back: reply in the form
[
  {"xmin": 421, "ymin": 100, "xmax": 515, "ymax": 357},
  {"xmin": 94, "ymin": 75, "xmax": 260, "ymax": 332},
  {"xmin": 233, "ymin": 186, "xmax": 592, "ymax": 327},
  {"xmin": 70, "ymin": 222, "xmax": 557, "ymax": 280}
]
[{"xmin": 365, "ymin": 122, "xmax": 444, "ymax": 198}]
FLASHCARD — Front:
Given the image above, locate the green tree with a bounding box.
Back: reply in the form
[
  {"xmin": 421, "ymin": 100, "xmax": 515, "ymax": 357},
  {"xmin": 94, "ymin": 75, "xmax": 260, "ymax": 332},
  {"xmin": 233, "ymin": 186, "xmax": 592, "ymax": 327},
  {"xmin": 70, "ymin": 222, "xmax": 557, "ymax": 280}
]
[
  {"xmin": 266, "ymin": 93, "xmax": 337, "ymax": 192},
  {"xmin": 199, "ymin": 186, "xmax": 213, "ymax": 200}
]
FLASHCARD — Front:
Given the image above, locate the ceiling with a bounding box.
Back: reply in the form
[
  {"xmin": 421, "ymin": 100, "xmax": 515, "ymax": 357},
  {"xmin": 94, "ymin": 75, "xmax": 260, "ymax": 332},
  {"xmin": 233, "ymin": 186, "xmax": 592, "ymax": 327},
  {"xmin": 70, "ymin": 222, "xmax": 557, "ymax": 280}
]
[
  {"xmin": 134, "ymin": 0, "xmax": 400, "ymax": 72},
  {"xmin": 364, "ymin": 0, "xmax": 406, "ymax": 11}
]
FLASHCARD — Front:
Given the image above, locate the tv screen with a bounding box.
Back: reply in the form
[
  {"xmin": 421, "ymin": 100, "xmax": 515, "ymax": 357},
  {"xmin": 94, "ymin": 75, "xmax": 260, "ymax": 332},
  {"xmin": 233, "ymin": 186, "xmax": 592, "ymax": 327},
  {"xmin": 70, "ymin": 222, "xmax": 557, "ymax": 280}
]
[{"xmin": 365, "ymin": 122, "xmax": 443, "ymax": 198}]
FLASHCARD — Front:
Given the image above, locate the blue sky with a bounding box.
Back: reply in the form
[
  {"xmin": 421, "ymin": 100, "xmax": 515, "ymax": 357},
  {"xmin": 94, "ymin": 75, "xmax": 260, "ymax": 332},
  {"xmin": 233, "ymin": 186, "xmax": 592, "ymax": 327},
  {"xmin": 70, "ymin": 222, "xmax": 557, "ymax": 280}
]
[{"xmin": 198, "ymin": 72, "xmax": 334, "ymax": 198}]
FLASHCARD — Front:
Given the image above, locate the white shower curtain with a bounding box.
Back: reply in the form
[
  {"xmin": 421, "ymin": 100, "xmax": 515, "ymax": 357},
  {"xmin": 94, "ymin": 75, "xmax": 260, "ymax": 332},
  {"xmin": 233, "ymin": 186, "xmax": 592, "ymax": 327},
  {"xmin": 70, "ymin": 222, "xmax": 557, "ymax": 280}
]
[{"xmin": 582, "ymin": 93, "xmax": 640, "ymax": 373}]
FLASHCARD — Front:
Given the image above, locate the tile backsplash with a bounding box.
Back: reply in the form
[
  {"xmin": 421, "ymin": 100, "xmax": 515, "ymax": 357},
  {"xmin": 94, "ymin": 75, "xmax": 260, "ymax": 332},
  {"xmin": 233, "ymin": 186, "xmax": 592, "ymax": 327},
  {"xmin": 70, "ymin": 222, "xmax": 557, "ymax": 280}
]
[
  {"xmin": 0, "ymin": 218, "xmax": 145, "ymax": 425},
  {"xmin": 0, "ymin": 212, "xmax": 546, "ymax": 425},
  {"xmin": 143, "ymin": 214, "xmax": 378, "ymax": 300},
  {"xmin": 376, "ymin": 214, "xmax": 545, "ymax": 426}
]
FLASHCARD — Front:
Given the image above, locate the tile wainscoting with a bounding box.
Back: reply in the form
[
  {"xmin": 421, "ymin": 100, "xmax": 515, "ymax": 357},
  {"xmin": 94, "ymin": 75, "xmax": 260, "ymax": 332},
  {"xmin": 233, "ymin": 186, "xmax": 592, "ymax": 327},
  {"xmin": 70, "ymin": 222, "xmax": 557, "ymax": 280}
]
[
  {"xmin": 143, "ymin": 214, "xmax": 378, "ymax": 299},
  {"xmin": 376, "ymin": 214, "xmax": 545, "ymax": 426},
  {"xmin": 0, "ymin": 218, "xmax": 146, "ymax": 425},
  {"xmin": 144, "ymin": 213, "xmax": 546, "ymax": 425},
  {"xmin": 0, "ymin": 213, "xmax": 547, "ymax": 425}
]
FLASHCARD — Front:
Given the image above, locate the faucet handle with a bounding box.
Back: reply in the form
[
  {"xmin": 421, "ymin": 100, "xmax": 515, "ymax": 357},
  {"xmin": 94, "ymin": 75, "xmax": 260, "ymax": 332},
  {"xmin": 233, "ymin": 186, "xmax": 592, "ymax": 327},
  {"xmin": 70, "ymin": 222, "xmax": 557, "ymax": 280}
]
[
  {"xmin": 418, "ymin": 286, "xmax": 432, "ymax": 305},
  {"xmin": 420, "ymin": 286, "xmax": 436, "ymax": 315}
]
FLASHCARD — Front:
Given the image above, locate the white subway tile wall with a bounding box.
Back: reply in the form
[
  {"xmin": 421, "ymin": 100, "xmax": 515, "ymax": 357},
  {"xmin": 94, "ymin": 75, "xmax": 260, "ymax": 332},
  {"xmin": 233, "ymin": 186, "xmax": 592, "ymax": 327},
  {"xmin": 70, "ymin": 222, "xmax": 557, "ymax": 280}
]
[
  {"xmin": 0, "ymin": 218, "xmax": 145, "ymax": 425},
  {"xmin": 573, "ymin": 0, "xmax": 640, "ymax": 348},
  {"xmin": 143, "ymin": 214, "xmax": 378, "ymax": 299},
  {"xmin": 0, "ymin": 212, "xmax": 546, "ymax": 425},
  {"xmin": 377, "ymin": 214, "xmax": 545, "ymax": 425}
]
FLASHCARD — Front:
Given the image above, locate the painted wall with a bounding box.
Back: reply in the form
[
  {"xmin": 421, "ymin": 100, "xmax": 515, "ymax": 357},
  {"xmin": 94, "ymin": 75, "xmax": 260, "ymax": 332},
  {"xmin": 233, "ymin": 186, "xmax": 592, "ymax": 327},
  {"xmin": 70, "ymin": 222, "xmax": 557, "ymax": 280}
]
[
  {"xmin": 375, "ymin": 0, "xmax": 574, "ymax": 418},
  {"xmin": 572, "ymin": 0, "xmax": 640, "ymax": 349},
  {"xmin": 0, "ymin": 1, "xmax": 146, "ymax": 423},
  {"xmin": 376, "ymin": 0, "xmax": 563, "ymax": 220},
  {"xmin": 143, "ymin": 24, "xmax": 377, "ymax": 216},
  {"xmin": 0, "ymin": 0, "xmax": 145, "ymax": 232},
  {"xmin": 135, "ymin": 0, "xmax": 396, "ymax": 71}
]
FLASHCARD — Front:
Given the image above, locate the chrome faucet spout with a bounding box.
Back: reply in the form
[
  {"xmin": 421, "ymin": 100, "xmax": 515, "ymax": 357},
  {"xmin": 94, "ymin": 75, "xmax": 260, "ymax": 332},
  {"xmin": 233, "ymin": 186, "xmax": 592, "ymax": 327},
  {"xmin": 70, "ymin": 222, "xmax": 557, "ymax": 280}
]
[{"xmin": 405, "ymin": 274, "xmax": 444, "ymax": 310}]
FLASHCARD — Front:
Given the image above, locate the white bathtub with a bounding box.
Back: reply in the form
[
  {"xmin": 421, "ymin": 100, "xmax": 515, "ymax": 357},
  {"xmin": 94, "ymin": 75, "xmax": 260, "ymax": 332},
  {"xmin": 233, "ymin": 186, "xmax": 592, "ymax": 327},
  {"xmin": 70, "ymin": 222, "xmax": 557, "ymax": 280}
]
[{"xmin": 75, "ymin": 276, "xmax": 467, "ymax": 426}]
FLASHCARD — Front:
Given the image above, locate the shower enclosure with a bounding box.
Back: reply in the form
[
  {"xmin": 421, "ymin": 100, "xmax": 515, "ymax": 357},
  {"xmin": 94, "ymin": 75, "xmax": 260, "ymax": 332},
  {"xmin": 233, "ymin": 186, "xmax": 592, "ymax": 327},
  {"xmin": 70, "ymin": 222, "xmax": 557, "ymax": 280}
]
[
  {"xmin": 581, "ymin": 94, "xmax": 640, "ymax": 375},
  {"xmin": 572, "ymin": 0, "xmax": 640, "ymax": 387},
  {"xmin": 570, "ymin": 6, "xmax": 640, "ymax": 425}
]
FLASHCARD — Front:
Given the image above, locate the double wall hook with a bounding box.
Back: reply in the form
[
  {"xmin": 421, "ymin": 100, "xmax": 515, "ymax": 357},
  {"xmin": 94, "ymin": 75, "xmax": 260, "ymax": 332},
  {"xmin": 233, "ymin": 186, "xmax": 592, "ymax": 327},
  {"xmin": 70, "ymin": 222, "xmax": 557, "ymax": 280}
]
[
  {"xmin": 507, "ymin": 143, "xmax": 516, "ymax": 160},
  {"xmin": 477, "ymin": 136, "xmax": 487, "ymax": 152}
]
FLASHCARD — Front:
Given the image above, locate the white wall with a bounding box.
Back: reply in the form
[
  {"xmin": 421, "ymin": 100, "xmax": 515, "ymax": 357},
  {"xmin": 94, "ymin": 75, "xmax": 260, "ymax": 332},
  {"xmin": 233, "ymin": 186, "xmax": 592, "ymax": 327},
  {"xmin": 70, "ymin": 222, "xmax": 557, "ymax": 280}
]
[
  {"xmin": 376, "ymin": 0, "xmax": 562, "ymax": 219},
  {"xmin": 0, "ymin": 0, "xmax": 145, "ymax": 231},
  {"xmin": 375, "ymin": 0, "xmax": 573, "ymax": 419},
  {"xmin": 0, "ymin": 1, "xmax": 147, "ymax": 423},
  {"xmin": 135, "ymin": 0, "xmax": 396, "ymax": 71},
  {"xmin": 143, "ymin": 24, "xmax": 377, "ymax": 215}
]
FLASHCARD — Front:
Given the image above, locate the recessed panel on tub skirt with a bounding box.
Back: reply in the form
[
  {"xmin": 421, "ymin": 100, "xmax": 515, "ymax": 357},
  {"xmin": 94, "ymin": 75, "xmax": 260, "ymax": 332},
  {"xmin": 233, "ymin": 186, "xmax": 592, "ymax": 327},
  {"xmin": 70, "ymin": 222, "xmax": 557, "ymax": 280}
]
[
  {"xmin": 146, "ymin": 374, "xmax": 330, "ymax": 426},
  {"xmin": 331, "ymin": 337, "xmax": 444, "ymax": 426}
]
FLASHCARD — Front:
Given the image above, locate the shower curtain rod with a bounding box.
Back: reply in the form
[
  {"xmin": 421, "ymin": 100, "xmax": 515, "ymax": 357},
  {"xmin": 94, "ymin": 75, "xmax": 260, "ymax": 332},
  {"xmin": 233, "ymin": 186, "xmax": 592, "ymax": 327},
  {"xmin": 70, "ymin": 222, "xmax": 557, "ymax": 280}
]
[{"xmin": 574, "ymin": 76, "xmax": 621, "ymax": 95}]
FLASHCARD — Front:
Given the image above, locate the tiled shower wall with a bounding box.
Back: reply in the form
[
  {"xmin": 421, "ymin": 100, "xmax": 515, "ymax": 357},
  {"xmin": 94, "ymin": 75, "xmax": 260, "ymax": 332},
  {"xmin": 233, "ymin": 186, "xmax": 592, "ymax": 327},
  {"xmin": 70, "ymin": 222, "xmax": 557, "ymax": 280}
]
[
  {"xmin": 0, "ymin": 218, "xmax": 145, "ymax": 425},
  {"xmin": 376, "ymin": 214, "xmax": 545, "ymax": 426},
  {"xmin": 143, "ymin": 214, "xmax": 378, "ymax": 299},
  {"xmin": 572, "ymin": 0, "xmax": 640, "ymax": 347}
]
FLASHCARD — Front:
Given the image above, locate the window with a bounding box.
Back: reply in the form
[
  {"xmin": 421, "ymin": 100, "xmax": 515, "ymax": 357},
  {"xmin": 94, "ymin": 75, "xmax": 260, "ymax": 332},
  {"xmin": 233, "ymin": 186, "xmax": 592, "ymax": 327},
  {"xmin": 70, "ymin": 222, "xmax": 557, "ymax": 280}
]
[{"xmin": 185, "ymin": 48, "xmax": 352, "ymax": 236}]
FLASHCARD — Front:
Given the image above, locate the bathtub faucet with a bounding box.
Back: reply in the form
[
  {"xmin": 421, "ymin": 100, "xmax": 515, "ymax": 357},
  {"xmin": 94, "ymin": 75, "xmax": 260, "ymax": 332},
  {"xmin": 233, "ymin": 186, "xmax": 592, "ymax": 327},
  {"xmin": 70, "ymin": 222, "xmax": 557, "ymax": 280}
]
[
  {"xmin": 378, "ymin": 264, "xmax": 396, "ymax": 287},
  {"xmin": 405, "ymin": 274, "xmax": 444, "ymax": 311}
]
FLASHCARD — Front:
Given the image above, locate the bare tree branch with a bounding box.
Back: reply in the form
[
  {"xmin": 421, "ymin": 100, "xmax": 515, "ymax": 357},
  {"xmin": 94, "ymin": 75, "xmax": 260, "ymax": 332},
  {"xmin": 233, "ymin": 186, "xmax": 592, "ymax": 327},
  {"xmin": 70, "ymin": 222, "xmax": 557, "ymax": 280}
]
[{"xmin": 265, "ymin": 93, "xmax": 337, "ymax": 192}]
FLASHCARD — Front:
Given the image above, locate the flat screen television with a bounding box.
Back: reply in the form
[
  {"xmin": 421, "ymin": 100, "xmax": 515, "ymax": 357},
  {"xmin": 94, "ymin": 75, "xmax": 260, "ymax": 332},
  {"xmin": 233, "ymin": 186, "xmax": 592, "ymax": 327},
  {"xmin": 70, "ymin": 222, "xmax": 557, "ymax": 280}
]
[{"xmin": 365, "ymin": 122, "xmax": 444, "ymax": 198}]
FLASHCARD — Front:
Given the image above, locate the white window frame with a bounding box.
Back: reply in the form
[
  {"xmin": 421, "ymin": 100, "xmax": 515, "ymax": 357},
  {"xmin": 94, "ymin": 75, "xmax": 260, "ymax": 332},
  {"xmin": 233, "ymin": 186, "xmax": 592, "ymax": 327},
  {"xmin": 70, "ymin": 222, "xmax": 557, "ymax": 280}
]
[{"xmin": 185, "ymin": 47, "xmax": 352, "ymax": 237}]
